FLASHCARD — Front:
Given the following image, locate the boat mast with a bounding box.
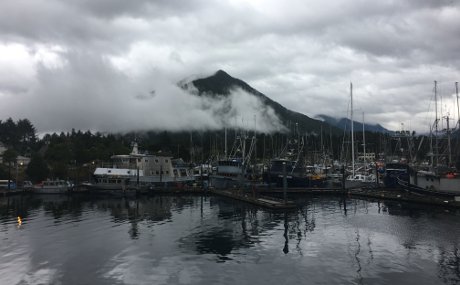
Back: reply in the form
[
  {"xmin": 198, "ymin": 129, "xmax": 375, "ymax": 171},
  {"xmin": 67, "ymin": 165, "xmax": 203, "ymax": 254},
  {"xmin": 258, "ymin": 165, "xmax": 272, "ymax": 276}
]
[
  {"xmin": 456, "ymin": 82, "xmax": 459, "ymax": 128},
  {"xmin": 434, "ymin": 81, "xmax": 440, "ymax": 167},
  {"xmin": 254, "ymin": 115, "xmax": 257, "ymax": 166},
  {"xmin": 429, "ymin": 125, "xmax": 434, "ymax": 168},
  {"xmin": 446, "ymin": 115, "xmax": 452, "ymax": 166},
  {"xmin": 224, "ymin": 127, "xmax": 227, "ymax": 159},
  {"xmin": 351, "ymin": 82, "xmax": 355, "ymax": 177},
  {"xmin": 362, "ymin": 112, "xmax": 366, "ymax": 172},
  {"xmin": 456, "ymin": 82, "xmax": 459, "ymax": 166}
]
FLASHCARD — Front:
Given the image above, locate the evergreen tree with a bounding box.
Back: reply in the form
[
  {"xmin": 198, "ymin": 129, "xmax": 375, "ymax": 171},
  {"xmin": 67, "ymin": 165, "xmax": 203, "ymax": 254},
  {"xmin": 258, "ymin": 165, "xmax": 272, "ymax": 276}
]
[
  {"xmin": 26, "ymin": 153, "xmax": 50, "ymax": 183},
  {"xmin": 2, "ymin": 149, "xmax": 17, "ymax": 189},
  {"xmin": 17, "ymin": 118, "xmax": 36, "ymax": 144},
  {"xmin": 0, "ymin": 118, "xmax": 19, "ymax": 146}
]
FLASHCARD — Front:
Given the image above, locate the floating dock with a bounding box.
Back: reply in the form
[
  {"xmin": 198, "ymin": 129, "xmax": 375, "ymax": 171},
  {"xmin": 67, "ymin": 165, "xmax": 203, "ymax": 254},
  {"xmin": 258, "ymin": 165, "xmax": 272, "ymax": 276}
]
[
  {"xmin": 258, "ymin": 187, "xmax": 346, "ymax": 195},
  {"xmin": 348, "ymin": 187, "xmax": 460, "ymax": 208},
  {"xmin": 0, "ymin": 188, "xmax": 26, "ymax": 196},
  {"xmin": 4, "ymin": 183, "xmax": 460, "ymax": 209},
  {"xmin": 211, "ymin": 189, "xmax": 297, "ymax": 209}
]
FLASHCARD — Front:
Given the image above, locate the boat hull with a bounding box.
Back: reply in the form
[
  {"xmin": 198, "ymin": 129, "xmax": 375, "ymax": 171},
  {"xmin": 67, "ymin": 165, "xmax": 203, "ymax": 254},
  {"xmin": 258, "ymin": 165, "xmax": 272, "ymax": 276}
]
[
  {"xmin": 404, "ymin": 172, "xmax": 460, "ymax": 197},
  {"xmin": 209, "ymin": 175, "xmax": 245, "ymax": 189},
  {"xmin": 33, "ymin": 187, "xmax": 69, "ymax": 194},
  {"xmin": 263, "ymin": 173, "xmax": 326, "ymax": 188},
  {"xmin": 88, "ymin": 183, "xmax": 138, "ymax": 197}
]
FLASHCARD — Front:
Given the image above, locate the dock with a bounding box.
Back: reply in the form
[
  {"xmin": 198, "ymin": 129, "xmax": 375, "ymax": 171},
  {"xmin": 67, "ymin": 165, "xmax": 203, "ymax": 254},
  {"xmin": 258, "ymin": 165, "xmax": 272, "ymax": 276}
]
[
  {"xmin": 258, "ymin": 187, "xmax": 346, "ymax": 195},
  {"xmin": 3, "ymin": 183, "xmax": 460, "ymax": 209},
  {"xmin": 210, "ymin": 189, "xmax": 297, "ymax": 209},
  {"xmin": 0, "ymin": 188, "xmax": 26, "ymax": 196},
  {"xmin": 347, "ymin": 187, "xmax": 460, "ymax": 208}
]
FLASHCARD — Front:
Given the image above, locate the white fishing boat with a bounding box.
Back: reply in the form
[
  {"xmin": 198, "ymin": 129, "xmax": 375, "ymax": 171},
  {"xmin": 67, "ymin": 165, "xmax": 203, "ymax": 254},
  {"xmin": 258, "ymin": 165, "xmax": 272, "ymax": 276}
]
[{"xmin": 33, "ymin": 179, "xmax": 71, "ymax": 194}]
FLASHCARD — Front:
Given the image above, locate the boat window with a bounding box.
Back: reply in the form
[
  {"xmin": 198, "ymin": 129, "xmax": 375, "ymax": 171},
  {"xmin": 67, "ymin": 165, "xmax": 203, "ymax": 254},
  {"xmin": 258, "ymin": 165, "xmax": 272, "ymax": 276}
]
[
  {"xmin": 166, "ymin": 171, "xmax": 169, "ymax": 174},
  {"xmin": 165, "ymin": 159, "xmax": 168, "ymax": 163}
]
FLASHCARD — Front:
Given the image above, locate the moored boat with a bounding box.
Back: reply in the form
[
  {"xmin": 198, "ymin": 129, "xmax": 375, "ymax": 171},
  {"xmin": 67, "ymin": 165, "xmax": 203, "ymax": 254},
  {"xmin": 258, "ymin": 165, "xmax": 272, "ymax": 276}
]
[
  {"xmin": 383, "ymin": 162, "xmax": 409, "ymax": 188},
  {"xmin": 33, "ymin": 179, "xmax": 71, "ymax": 194},
  {"xmin": 402, "ymin": 167, "xmax": 460, "ymax": 197},
  {"xmin": 264, "ymin": 159, "xmax": 326, "ymax": 188},
  {"xmin": 401, "ymin": 82, "xmax": 460, "ymax": 198},
  {"xmin": 209, "ymin": 133, "xmax": 256, "ymax": 189},
  {"xmin": 210, "ymin": 158, "xmax": 247, "ymax": 189},
  {"xmin": 90, "ymin": 143, "xmax": 195, "ymax": 195}
]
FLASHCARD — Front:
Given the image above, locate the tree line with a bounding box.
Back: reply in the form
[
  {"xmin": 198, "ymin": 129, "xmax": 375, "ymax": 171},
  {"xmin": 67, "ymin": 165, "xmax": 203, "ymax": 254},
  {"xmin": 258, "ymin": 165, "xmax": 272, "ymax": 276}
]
[{"xmin": 2, "ymin": 117, "xmax": 453, "ymax": 184}]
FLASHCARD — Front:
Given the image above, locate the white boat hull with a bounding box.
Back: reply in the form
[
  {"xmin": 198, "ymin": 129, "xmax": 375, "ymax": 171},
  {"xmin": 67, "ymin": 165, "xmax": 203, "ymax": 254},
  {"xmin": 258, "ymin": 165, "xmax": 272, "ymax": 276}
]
[
  {"xmin": 410, "ymin": 172, "xmax": 460, "ymax": 195},
  {"xmin": 33, "ymin": 186, "xmax": 69, "ymax": 194}
]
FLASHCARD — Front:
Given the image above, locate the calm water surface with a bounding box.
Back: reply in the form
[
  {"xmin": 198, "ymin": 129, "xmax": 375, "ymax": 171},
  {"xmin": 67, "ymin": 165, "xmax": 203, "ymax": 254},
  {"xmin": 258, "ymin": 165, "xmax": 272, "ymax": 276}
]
[{"xmin": 1, "ymin": 194, "xmax": 460, "ymax": 285}]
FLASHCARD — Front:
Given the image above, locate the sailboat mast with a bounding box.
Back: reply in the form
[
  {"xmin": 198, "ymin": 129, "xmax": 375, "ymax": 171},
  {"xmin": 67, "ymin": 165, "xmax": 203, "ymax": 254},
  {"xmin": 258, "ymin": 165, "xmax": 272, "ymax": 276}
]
[
  {"xmin": 351, "ymin": 82, "xmax": 355, "ymax": 177},
  {"xmin": 434, "ymin": 80, "xmax": 439, "ymax": 167},
  {"xmin": 446, "ymin": 115, "xmax": 452, "ymax": 165},
  {"xmin": 363, "ymin": 112, "xmax": 366, "ymax": 172},
  {"xmin": 456, "ymin": 82, "xmax": 459, "ymax": 128},
  {"xmin": 456, "ymin": 82, "xmax": 459, "ymax": 164},
  {"xmin": 224, "ymin": 127, "xmax": 227, "ymax": 159}
]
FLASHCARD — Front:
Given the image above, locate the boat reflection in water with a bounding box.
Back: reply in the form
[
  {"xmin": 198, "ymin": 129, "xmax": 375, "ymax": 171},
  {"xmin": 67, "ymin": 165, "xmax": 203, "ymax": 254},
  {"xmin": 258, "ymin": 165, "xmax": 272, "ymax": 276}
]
[{"xmin": 1, "ymin": 194, "xmax": 460, "ymax": 284}]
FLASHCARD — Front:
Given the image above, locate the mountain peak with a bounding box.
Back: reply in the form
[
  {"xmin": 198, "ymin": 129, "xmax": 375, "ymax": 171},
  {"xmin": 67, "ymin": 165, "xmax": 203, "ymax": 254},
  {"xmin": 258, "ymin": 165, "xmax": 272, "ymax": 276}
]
[
  {"xmin": 189, "ymin": 69, "xmax": 244, "ymax": 96},
  {"xmin": 214, "ymin": 69, "xmax": 231, "ymax": 77},
  {"xmin": 181, "ymin": 70, "xmax": 343, "ymax": 135}
]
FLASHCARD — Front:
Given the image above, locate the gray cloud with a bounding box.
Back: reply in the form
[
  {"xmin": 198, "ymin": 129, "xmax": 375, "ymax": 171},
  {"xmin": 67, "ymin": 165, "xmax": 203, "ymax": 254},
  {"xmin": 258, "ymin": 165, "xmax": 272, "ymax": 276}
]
[
  {"xmin": 0, "ymin": 50, "xmax": 284, "ymax": 133},
  {"xmin": 0, "ymin": 0, "xmax": 460, "ymax": 134}
]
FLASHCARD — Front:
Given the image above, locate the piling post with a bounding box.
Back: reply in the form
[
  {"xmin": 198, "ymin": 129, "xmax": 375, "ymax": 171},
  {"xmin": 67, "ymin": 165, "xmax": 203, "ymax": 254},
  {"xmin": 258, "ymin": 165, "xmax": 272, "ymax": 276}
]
[
  {"xmin": 8, "ymin": 161, "xmax": 11, "ymax": 191},
  {"xmin": 283, "ymin": 162, "xmax": 287, "ymax": 204},
  {"xmin": 375, "ymin": 163, "xmax": 379, "ymax": 187},
  {"xmin": 200, "ymin": 164, "xmax": 203, "ymax": 190},
  {"xmin": 160, "ymin": 165, "xmax": 163, "ymax": 183}
]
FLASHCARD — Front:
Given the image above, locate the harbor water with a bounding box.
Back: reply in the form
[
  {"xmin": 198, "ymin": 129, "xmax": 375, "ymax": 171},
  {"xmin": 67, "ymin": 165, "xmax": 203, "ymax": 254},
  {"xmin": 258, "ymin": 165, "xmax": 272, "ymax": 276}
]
[{"xmin": 1, "ymin": 194, "xmax": 460, "ymax": 285}]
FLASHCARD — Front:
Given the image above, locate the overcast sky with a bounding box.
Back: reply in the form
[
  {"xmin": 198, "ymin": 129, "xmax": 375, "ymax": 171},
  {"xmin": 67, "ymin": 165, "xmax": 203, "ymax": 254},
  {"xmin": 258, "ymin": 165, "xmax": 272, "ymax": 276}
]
[{"xmin": 1, "ymin": 0, "xmax": 459, "ymax": 134}]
